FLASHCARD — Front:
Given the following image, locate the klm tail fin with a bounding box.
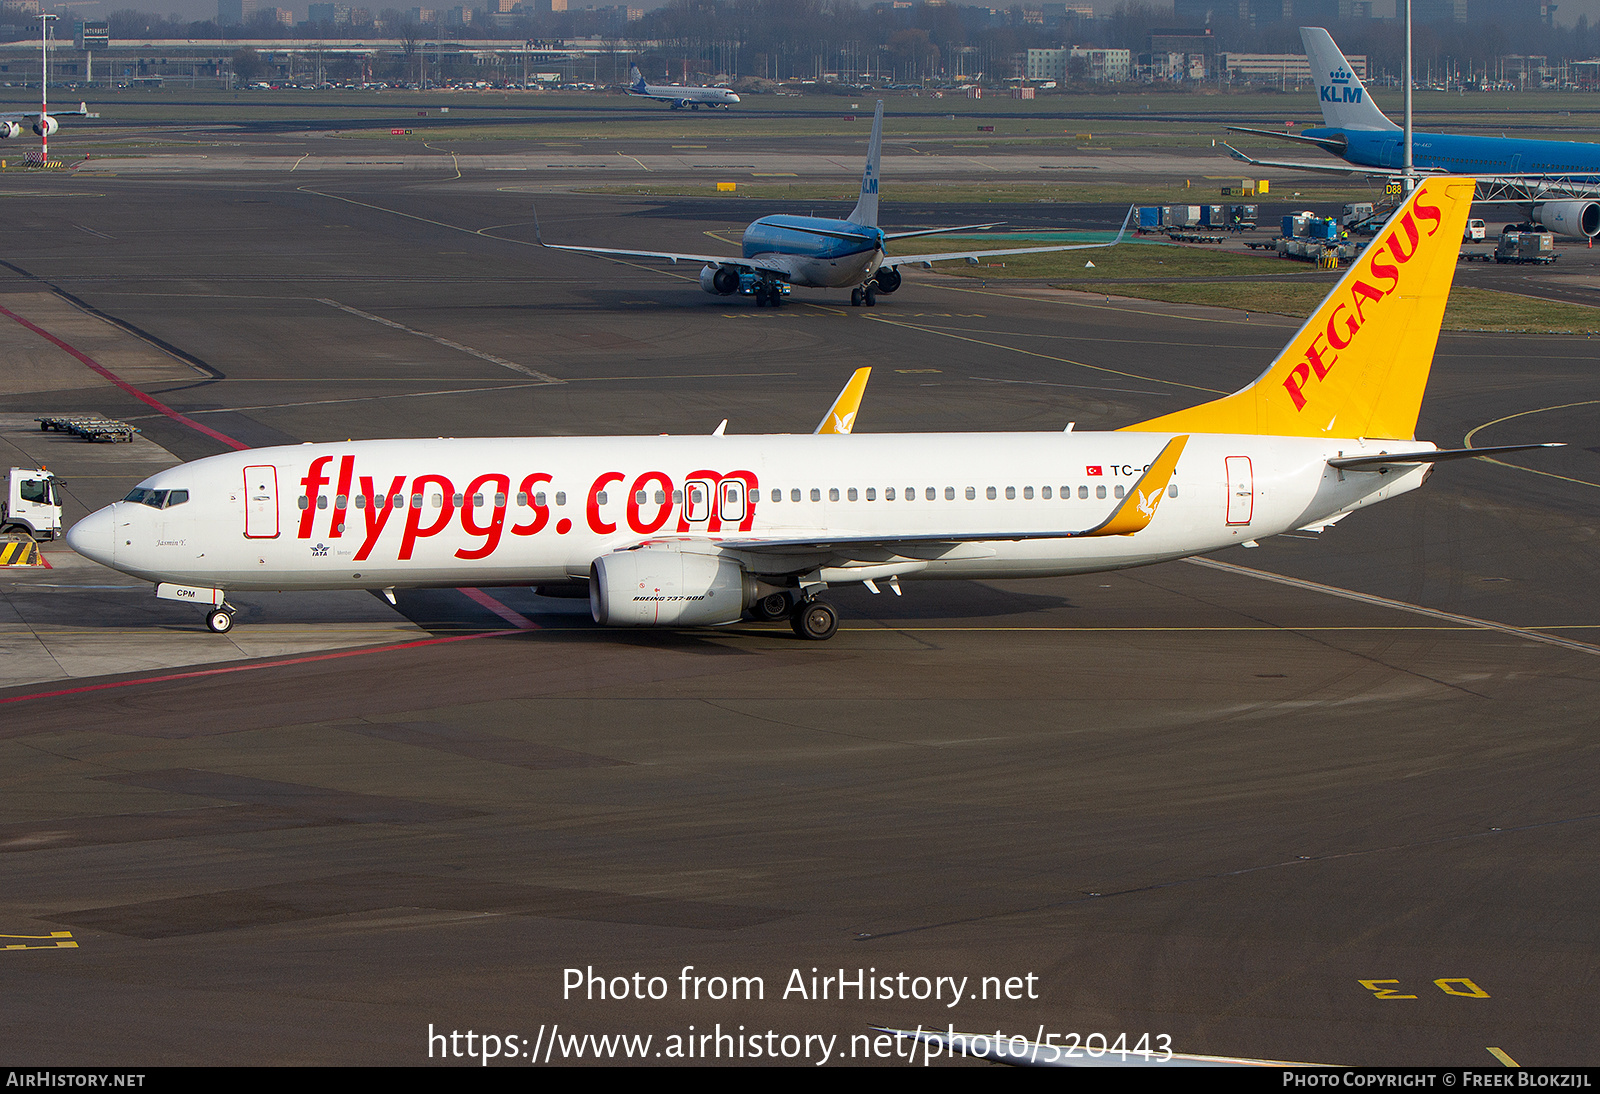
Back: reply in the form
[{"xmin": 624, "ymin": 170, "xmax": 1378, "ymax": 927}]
[
  {"xmin": 629, "ymin": 64, "xmax": 647, "ymax": 92},
  {"xmin": 846, "ymin": 101, "xmax": 883, "ymax": 227},
  {"xmin": 1124, "ymin": 176, "xmax": 1475, "ymax": 441},
  {"xmin": 1302, "ymin": 27, "xmax": 1397, "ymax": 132}
]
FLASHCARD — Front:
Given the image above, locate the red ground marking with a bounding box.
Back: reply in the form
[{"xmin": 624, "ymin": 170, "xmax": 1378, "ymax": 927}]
[{"xmin": 4, "ymin": 303, "xmax": 536, "ymax": 626}]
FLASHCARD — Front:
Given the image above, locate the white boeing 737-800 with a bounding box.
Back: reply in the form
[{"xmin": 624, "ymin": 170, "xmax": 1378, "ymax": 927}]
[{"xmin": 66, "ymin": 177, "xmax": 1557, "ymax": 640}]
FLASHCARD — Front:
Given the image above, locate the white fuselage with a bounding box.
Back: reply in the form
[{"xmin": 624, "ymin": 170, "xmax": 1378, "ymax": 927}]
[
  {"xmin": 67, "ymin": 432, "xmax": 1427, "ymax": 594},
  {"xmin": 631, "ymin": 83, "xmax": 739, "ymax": 107}
]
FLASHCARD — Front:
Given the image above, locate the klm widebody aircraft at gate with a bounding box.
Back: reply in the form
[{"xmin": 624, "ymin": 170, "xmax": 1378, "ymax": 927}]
[
  {"xmin": 538, "ymin": 101, "xmax": 1132, "ymax": 307},
  {"xmin": 1224, "ymin": 27, "xmax": 1600, "ymax": 238}
]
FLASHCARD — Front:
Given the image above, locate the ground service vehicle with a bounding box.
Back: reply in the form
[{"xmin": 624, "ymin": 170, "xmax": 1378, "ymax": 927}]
[{"xmin": 3, "ymin": 468, "xmax": 61, "ymax": 539}]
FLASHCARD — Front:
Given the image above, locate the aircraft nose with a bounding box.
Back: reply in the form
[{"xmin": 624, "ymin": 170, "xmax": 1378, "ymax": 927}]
[{"xmin": 65, "ymin": 505, "xmax": 116, "ymax": 567}]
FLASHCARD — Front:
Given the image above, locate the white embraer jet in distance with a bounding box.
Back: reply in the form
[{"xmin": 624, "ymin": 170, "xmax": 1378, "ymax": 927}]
[
  {"xmin": 538, "ymin": 101, "xmax": 1132, "ymax": 307},
  {"xmin": 626, "ymin": 64, "xmax": 739, "ymax": 109},
  {"xmin": 67, "ymin": 177, "xmax": 1559, "ymax": 640}
]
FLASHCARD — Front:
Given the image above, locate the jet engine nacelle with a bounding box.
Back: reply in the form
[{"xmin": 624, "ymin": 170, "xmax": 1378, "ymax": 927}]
[
  {"xmin": 32, "ymin": 115, "xmax": 56, "ymax": 138},
  {"xmin": 873, "ymin": 266, "xmax": 902, "ymax": 294},
  {"xmin": 700, "ymin": 264, "xmax": 740, "ymax": 296},
  {"xmin": 0, "ymin": 121, "xmax": 19, "ymax": 139},
  {"xmin": 1531, "ymin": 200, "xmax": 1600, "ymax": 239},
  {"xmin": 590, "ymin": 544, "xmax": 755, "ymax": 627}
]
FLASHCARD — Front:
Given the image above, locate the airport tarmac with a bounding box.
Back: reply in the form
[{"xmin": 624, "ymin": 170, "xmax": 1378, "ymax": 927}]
[{"xmin": 1, "ymin": 128, "xmax": 1598, "ymax": 1067}]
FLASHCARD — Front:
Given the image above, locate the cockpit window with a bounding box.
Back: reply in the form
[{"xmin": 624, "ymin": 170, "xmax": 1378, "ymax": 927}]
[{"xmin": 123, "ymin": 488, "xmax": 189, "ymax": 509}]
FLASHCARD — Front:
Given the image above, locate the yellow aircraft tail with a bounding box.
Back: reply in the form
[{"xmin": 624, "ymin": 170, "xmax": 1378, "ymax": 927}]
[{"xmin": 1124, "ymin": 176, "xmax": 1476, "ymax": 440}]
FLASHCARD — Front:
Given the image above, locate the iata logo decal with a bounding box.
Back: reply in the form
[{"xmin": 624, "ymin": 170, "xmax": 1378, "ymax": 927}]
[
  {"xmin": 311, "ymin": 542, "xmax": 329, "ymax": 557},
  {"xmin": 1281, "ymin": 194, "xmax": 1445, "ymax": 412}
]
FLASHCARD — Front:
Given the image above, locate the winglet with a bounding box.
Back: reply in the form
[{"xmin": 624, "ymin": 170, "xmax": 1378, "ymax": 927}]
[
  {"xmin": 1082, "ymin": 435, "xmax": 1187, "ymax": 536},
  {"xmin": 815, "ymin": 367, "xmax": 871, "ymax": 434},
  {"xmin": 1111, "ymin": 204, "xmax": 1134, "ymax": 244}
]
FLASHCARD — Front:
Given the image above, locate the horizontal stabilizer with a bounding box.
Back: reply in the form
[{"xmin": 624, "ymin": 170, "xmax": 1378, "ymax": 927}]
[
  {"xmin": 1225, "ymin": 125, "xmax": 1348, "ymax": 153},
  {"xmin": 1328, "ymin": 443, "xmax": 1563, "ymax": 470}
]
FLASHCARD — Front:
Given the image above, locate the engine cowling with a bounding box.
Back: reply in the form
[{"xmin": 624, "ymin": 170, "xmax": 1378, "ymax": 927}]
[
  {"xmin": 873, "ymin": 266, "xmax": 902, "ymax": 294},
  {"xmin": 700, "ymin": 264, "xmax": 740, "ymax": 296},
  {"xmin": 32, "ymin": 115, "xmax": 56, "ymax": 138},
  {"xmin": 1531, "ymin": 200, "xmax": 1600, "ymax": 239},
  {"xmin": 0, "ymin": 121, "xmax": 19, "ymax": 140},
  {"xmin": 590, "ymin": 545, "xmax": 755, "ymax": 627}
]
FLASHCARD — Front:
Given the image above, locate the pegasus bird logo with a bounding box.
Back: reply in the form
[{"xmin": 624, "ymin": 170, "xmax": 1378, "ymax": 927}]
[
  {"xmin": 831, "ymin": 410, "xmax": 857, "ymax": 434},
  {"xmin": 1135, "ymin": 487, "xmax": 1162, "ymax": 520}
]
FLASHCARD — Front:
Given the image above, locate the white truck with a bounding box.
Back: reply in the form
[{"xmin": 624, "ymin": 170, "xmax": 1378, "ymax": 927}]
[{"xmin": 2, "ymin": 468, "xmax": 62, "ymax": 539}]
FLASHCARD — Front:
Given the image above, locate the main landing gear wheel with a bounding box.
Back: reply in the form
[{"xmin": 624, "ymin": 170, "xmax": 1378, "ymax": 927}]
[
  {"xmin": 205, "ymin": 607, "xmax": 235, "ymax": 634},
  {"xmin": 790, "ymin": 599, "xmax": 838, "ymax": 641}
]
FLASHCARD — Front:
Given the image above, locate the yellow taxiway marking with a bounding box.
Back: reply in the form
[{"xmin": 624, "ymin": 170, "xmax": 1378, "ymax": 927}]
[
  {"xmin": 863, "ymin": 314, "xmax": 1226, "ymax": 396},
  {"xmin": 1487, "ymin": 1048, "xmax": 1519, "ymax": 1067},
  {"xmin": 2, "ymin": 931, "xmax": 76, "ymax": 951},
  {"xmin": 618, "ymin": 152, "xmax": 650, "ymax": 171},
  {"xmin": 1465, "ymin": 400, "xmax": 1600, "ymax": 490}
]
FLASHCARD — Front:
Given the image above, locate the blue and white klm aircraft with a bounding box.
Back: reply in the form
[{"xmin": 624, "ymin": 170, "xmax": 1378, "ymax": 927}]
[
  {"xmin": 539, "ymin": 101, "xmax": 1131, "ymax": 307},
  {"xmin": 626, "ymin": 64, "xmax": 740, "ymax": 109},
  {"xmin": 1224, "ymin": 27, "xmax": 1600, "ymax": 238}
]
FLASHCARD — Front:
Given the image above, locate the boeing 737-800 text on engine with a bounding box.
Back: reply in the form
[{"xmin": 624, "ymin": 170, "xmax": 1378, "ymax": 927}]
[{"xmin": 67, "ymin": 178, "xmax": 1558, "ymax": 640}]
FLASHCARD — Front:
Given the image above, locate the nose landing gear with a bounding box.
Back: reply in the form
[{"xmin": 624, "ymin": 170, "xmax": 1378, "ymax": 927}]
[
  {"xmin": 850, "ymin": 284, "xmax": 877, "ymax": 307},
  {"xmin": 205, "ymin": 604, "xmax": 236, "ymax": 634}
]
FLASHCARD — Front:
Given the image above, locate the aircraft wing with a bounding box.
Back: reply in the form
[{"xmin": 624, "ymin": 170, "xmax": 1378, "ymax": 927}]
[
  {"xmin": 0, "ymin": 101, "xmax": 91, "ymax": 121},
  {"xmin": 889, "ymin": 205, "xmax": 1134, "ymax": 268},
  {"xmin": 693, "ymin": 435, "xmax": 1188, "ymax": 570},
  {"xmin": 1220, "ymin": 141, "xmax": 1389, "ymax": 177},
  {"xmin": 538, "ymin": 240, "xmax": 789, "ymax": 273},
  {"xmin": 883, "ymin": 222, "xmax": 1003, "ymax": 241}
]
